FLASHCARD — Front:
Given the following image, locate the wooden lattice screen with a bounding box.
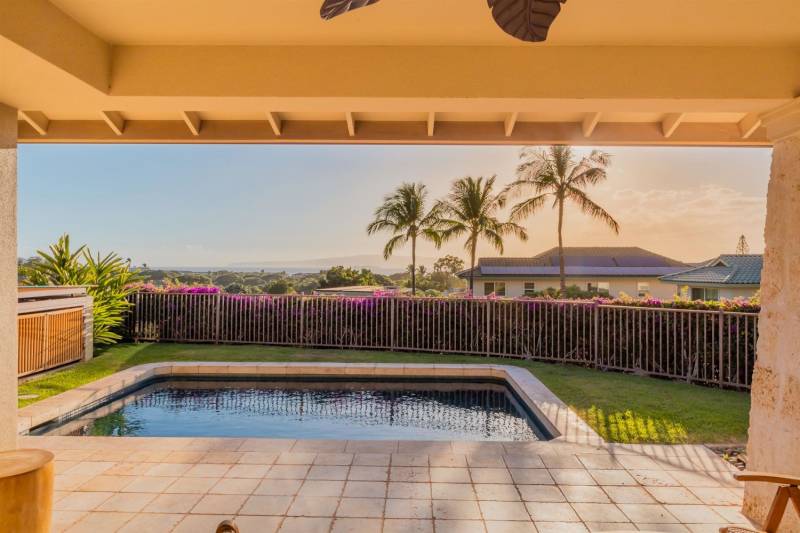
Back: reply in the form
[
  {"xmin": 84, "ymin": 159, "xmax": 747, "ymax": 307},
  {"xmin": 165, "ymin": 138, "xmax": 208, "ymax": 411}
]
[{"xmin": 18, "ymin": 307, "xmax": 84, "ymax": 377}]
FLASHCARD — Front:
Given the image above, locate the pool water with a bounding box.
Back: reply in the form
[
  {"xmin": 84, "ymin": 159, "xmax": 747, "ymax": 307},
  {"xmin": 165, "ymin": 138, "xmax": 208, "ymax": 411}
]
[{"xmin": 40, "ymin": 378, "xmax": 548, "ymax": 441}]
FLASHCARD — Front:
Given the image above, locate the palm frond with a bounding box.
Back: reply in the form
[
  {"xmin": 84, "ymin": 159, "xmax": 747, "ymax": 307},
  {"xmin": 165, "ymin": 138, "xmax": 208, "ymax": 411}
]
[
  {"xmin": 420, "ymin": 227, "xmax": 443, "ymax": 248},
  {"xmin": 509, "ymin": 194, "xmax": 548, "ymax": 223},
  {"xmin": 382, "ymin": 234, "xmax": 408, "ymax": 260},
  {"xmin": 481, "ymin": 227, "xmax": 505, "ymax": 254},
  {"xmin": 496, "ymin": 221, "xmax": 529, "ymax": 242},
  {"xmin": 566, "ymin": 186, "xmax": 620, "ymax": 234},
  {"xmin": 367, "ymin": 181, "xmax": 442, "ymax": 261},
  {"xmin": 568, "ymin": 150, "xmax": 612, "ymax": 187}
]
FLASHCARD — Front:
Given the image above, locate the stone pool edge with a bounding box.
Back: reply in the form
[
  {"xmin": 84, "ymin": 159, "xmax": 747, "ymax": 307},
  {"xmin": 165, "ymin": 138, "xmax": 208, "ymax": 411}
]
[{"xmin": 17, "ymin": 362, "xmax": 602, "ymax": 445}]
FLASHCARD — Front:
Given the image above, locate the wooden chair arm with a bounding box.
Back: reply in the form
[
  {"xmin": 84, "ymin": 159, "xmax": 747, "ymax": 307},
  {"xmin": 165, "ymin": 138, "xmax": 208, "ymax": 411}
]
[{"xmin": 734, "ymin": 471, "xmax": 800, "ymax": 485}]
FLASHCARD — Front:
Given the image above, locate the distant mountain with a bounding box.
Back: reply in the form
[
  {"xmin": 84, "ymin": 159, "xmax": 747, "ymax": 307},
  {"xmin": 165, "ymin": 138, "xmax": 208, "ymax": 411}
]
[{"xmin": 229, "ymin": 254, "xmax": 435, "ymax": 274}]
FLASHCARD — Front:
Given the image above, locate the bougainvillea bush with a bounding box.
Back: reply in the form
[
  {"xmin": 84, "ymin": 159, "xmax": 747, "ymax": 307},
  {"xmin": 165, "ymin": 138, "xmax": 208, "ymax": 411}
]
[
  {"xmin": 128, "ymin": 282, "xmax": 221, "ymax": 294},
  {"xmin": 585, "ymin": 293, "xmax": 760, "ymax": 313},
  {"xmin": 127, "ymin": 288, "xmax": 759, "ymax": 389},
  {"xmin": 130, "ymin": 282, "xmax": 760, "ymax": 312}
]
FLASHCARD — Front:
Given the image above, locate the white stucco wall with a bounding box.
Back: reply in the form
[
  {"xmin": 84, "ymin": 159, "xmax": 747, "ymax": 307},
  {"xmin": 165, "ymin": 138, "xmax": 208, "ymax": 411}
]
[
  {"xmin": 0, "ymin": 103, "xmax": 17, "ymax": 450},
  {"xmin": 677, "ymin": 285, "xmax": 760, "ymax": 300},
  {"xmin": 719, "ymin": 287, "xmax": 759, "ymax": 299},
  {"xmin": 472, "ymin": 276, "xmax": 678, "ymax": 300}
]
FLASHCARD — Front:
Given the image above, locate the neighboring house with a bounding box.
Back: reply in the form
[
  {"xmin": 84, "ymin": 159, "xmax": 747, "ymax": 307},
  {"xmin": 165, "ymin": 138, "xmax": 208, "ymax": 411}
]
[
  {"xmin": 659, "ymin": 254, "xmax": 762, "ymax": 301},
  {"xmin": 458, "ymin": 247, "xmax": 688, "ymax": 299}
]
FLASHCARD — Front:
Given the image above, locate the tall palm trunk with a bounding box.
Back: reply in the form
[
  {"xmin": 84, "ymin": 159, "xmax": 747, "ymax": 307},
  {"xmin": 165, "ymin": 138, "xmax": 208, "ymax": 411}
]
[
  {"xmin": 469, "ymin": 231, "xmax": 477, "ymax": 293},
  {"xmin": 557, "ymin": 195, "xmax": 566, "ymax": 295},
  {"xmin": 411, "ymin": 233, "xmax": 417, "ymax": 295}
]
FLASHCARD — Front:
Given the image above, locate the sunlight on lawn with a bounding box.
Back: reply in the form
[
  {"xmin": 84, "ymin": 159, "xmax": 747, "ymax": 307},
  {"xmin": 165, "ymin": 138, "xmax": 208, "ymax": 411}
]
[{"xmin": 582, "ymin": 405, "xmax": 689, "ymax": 444}]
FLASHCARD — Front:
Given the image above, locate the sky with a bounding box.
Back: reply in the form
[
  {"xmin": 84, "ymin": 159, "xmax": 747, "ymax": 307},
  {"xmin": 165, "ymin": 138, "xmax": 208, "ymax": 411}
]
[{"xmin": 17, "ymin": 144, "xmax": 770, "ymax": 268}]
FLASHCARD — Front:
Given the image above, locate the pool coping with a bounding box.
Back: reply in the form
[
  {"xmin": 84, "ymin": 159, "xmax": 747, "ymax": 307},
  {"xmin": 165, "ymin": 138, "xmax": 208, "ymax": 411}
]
[{"xmin": 17, "ymin": 362, "xmax": 603, "ymax": 445}]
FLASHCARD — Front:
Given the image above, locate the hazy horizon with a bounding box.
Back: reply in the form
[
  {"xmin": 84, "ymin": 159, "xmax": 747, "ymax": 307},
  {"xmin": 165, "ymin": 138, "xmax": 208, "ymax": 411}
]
[{"xmin": 18, "ymin": 144, "xmax": 770, "ymax": 267}]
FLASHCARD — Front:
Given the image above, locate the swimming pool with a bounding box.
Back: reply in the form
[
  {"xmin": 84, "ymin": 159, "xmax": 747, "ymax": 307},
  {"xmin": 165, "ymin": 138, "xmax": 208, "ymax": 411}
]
[{"xmin": 35, "ymin": 377, "xmax": 552, "ymax": 441}]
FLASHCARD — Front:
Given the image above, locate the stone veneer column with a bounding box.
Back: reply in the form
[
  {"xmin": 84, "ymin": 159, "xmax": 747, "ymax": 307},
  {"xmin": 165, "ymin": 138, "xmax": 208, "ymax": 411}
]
[
  {"xmin": 0, "ymin": 103, "xmax": 17, "ymax": 451},
  {"xmin": 744, "ymin": 99, "xmax": 800, "ymax": 529}
]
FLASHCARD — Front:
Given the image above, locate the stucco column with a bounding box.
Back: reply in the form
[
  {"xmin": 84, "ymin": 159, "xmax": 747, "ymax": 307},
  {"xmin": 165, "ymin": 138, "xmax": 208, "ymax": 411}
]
[
  {"xmin": 0, "ymin": 104, "xmax": 18, "ymax": 450},
  {"xmin": 744, "ymin": 99, "xmax": 800, "ymax": 529}
]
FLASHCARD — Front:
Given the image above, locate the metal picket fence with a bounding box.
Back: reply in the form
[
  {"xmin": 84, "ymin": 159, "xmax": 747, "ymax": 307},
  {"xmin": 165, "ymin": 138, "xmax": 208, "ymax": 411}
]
[{"xmin": 128, "ymin": 292, "xmax": 758, "ymax": 389}]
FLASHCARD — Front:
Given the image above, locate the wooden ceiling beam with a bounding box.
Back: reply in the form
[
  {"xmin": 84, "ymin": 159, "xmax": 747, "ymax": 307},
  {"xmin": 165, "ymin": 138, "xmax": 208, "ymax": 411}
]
[
  {"xmin": 738, "ymin": 112, "xmax": 762, "ymax": 139},
  {"xmin": 19, "ymin": 111, "xmax": 49, "ymax": 136},
  {"xmin": 661, "ymin": 113, "xmax": 685, "ymax": 138},
  {"xmin": 582, "ymin": 112, "xmax": 602, "ymax": 138},
  {"xmin": 345, "ymin": 111, "xmax": 356, "ymax": 137},
  {"xmin": 100, "ymin": 111, "xmax": 125, "ymax": 135},
  {"xmin": 504, "ymin": 112, "xmax": 519, "ymax": 137},
  {"xmin": 266, "ymin": 112, "xmax": 282, "ymax": 136},
  {"xmin": 427, "ymin": 112, "xmax": 435, "ymax": 137},
  {"xmin": 181, "ymin": 111, "xmax": 202, "ymax": 136},
  {"xmin": 17, "ymin": 119, "xmax": 771, "ymax": 146}
]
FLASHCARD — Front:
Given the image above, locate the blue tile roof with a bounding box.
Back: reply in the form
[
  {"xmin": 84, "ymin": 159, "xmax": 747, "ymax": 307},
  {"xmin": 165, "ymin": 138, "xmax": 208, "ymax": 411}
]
[{"xmin": 659, "ymin": 255, "xmax": 763, "ymax": 285}]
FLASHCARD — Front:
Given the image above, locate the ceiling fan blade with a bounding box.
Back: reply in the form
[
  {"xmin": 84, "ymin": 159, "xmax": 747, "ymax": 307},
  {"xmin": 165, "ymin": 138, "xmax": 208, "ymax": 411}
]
[
  {"xmin": 487, "ymin": 0, "xmax": 566, "ymax": 42},
  {"xmin": 320, "ymin": 0, "xmax": 382, "ymax": 20}
]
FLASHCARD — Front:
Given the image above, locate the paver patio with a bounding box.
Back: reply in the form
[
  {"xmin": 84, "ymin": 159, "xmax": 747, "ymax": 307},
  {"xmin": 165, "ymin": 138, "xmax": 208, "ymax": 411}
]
[{"xmin": 27, "ymin": 435, "xmax": 752, "ymax": 533}]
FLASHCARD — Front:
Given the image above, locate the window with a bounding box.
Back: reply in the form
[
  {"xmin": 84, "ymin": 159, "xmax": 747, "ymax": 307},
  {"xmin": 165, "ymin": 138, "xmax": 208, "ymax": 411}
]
[
  {"xmin": 637, "ymin": 282, "xmax": 650, "ymax": 298},
  {"xmin": 691, "ymin": 287, "xmax": 720, "ymax": 301},
  {"xmin": 484, "ymin": 282, "xmax": 505, "ymax": 296},
  {"xmin": 588, "ymin": 282, "xmax": 610, "ymax": 296},
  {"xmin": 524, "ymin": 282, "xmax": 536, "ymax": 297}
]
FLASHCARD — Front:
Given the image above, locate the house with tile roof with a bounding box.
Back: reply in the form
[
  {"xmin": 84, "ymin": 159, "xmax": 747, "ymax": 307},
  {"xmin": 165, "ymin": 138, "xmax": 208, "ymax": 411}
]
[
  {"xmin": 659, "ymin": 254, "xmax": 762, "ymax": 301},
  {"xmin": 458, "ymin": 247, "xmax": 689, "ymax": 299}
]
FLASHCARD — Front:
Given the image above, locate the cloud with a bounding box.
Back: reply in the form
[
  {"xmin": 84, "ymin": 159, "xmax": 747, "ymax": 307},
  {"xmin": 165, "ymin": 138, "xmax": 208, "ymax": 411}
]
[
  {"xmin": 611, "ymin": 185, "xmax": 765, "ymax": 229},
  {"xmin": 605, "ymin": 185, "xmax": 766, "ymax": 259},
  {"xmin": 477, "ymin": 184, "xmax": 767, "ymax": 262}
]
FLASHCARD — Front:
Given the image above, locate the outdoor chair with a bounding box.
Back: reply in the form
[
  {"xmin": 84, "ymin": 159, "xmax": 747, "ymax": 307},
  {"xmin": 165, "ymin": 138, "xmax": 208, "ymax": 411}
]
[
  {"xmin": 720, "ymin": 472, "xmax": 800, "ymax": 533},
  {"xmin": 216, "ymin": 520, "xmax": 239, "ymax": 533}
]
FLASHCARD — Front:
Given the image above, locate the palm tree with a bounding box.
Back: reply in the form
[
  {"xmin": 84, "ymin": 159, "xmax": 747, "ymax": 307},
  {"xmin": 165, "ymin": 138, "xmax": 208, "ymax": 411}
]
[
  {"xmin": 437, "ymin": 176, "xmax": 528, "ymax": 292},
  {"xmin": 505, "ymin": 145, "xmax": 620, "ymax": 295},
  {"xmin": 367, "ymin": 182, "xmax": 441, "ymax": 295}
]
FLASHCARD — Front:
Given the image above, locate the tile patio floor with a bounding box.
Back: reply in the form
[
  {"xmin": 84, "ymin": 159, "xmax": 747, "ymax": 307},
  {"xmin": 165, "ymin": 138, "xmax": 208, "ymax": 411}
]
[{"xmin": 23, "ymin": 436, "xmax": 753, "ymax": 533}]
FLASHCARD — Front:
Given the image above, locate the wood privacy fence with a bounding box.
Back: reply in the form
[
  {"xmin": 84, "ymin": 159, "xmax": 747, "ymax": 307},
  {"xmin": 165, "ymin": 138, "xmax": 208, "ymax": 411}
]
[
  {"xmin": 18, "ymin": 308, "xmax": 85, "ymax": 377},
  {"xmin": 128, "ymin": 292, "xmax": 759, "ymax": 389}
]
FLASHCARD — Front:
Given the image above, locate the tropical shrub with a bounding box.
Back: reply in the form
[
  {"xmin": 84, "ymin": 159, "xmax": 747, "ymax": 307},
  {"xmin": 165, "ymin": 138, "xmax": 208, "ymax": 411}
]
[
  {"xmin": 266, "ymin": 278, "xmax": 292, "ymax": 294},
  {"xmin": 319, "ymin": 266, "xmax": 380, "ymax": 288},
  {"xmin": 19, "ymin": 234, "xmax": 141, "ymax": 345},
  {"xmin": 129, "ymin": 282, "xmax": 220, "ymax": 294},
  {"xmin": 588, "ymin": 294, "xmax": 760, "ymax": 313}
]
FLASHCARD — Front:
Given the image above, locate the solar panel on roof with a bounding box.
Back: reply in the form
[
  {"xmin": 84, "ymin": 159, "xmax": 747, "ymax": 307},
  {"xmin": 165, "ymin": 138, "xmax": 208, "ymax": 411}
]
[
  {"xmin": 564, "ymin": 256, "xmax": 616, "ymax": 267},
  {"xmin": 615, "ymin": 256, "xmax": 670, "ymax": 267}
]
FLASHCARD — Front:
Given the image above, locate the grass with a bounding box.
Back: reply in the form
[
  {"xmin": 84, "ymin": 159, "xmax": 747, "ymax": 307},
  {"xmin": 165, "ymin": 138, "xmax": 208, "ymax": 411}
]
[{"xmin": 18, "ymin": 342, "xmax": 751, "ymax": 445}]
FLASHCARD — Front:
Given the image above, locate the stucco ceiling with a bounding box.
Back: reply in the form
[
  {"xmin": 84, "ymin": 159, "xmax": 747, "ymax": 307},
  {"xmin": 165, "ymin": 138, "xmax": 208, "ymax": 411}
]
[
  {"xmin": 48, "ymin": 0, "xmax": 800, "ymax": 46},
  {"xmin": 1, "ymin": 0, "xmax": 797, "ymax": 144}
]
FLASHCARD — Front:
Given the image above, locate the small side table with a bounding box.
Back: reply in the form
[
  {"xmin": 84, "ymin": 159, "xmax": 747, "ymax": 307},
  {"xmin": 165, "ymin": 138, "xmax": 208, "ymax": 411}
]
[{"xmin": 0, "ymin": 448, "xmax": 55, "ymax": 533}]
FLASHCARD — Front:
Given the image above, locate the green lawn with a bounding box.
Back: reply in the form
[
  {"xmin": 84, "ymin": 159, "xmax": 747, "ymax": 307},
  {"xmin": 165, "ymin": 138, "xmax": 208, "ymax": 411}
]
[{"xmin": 18, "ymin": 343, "xmax": 751, "ymax": 445}]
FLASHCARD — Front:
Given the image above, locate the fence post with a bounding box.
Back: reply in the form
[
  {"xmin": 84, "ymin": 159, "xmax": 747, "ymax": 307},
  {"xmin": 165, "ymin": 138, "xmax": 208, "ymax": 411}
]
[
  {"xmin": 593, "ymin": 304, "xmax": 599, "ymax": 368},
  {"xmin": 214, "ymin": 292, "xmax": 222, "ymax": 344},
  {"xmin": 131, "ymin": 292, "xmax": 139, "ymax": 342},
  {"xmin": 718, "ymin": 308, "xmax": 724, "ymax": 386},
  {"xmin": 485, "ymin": 300, "xmax": 491, "ymax": 357},
  {"xmin": 299, "ymin": 296, "xmax": 305, "ymax": 347},
  {"xmin": 390, "ymin": 297, "xmax": 396, "ymax": 350}
]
